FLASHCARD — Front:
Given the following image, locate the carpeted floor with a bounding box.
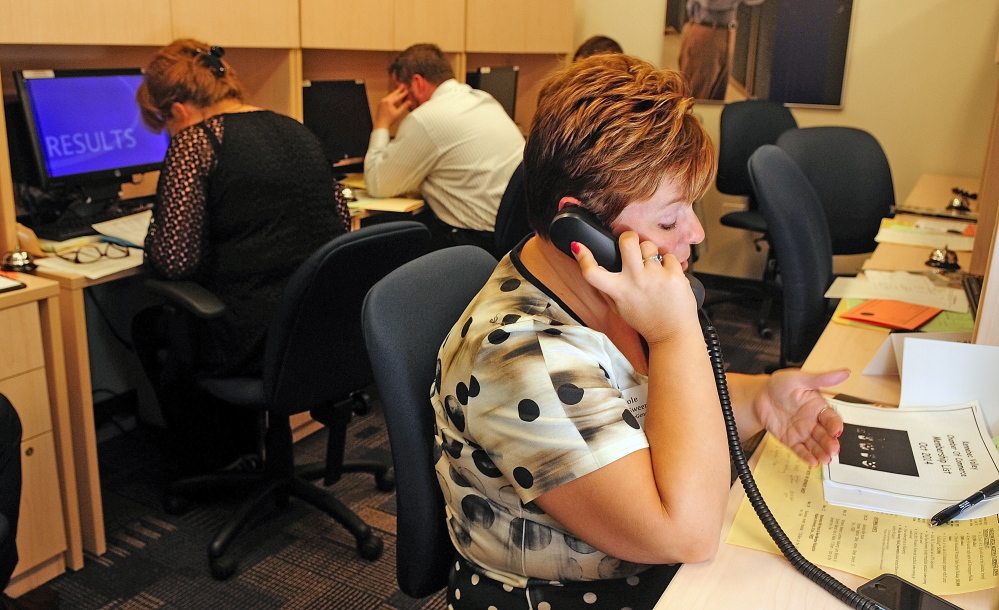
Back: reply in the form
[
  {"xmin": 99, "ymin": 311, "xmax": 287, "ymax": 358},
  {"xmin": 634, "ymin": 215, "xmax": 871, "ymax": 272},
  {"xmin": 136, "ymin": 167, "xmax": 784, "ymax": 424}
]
[{"xmin": 42, "ymin": 288, "xmax": 780, "ymax": 610}]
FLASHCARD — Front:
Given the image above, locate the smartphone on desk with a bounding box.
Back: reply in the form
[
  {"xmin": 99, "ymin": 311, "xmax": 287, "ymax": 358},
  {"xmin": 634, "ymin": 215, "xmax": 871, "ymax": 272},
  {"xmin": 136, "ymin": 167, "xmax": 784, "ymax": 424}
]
[
  {"xmin": 549, "ymin": 205, "xmax": 704, "ymax": 307},
  {"xmin": 857, "ymin": 574, "xmax": 962, "ymax": 610}
]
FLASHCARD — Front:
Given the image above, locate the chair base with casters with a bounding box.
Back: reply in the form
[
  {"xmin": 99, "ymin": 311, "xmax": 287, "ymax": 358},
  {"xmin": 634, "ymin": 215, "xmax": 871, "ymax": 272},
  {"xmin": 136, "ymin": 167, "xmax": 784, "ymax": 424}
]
[
  {"xmin": 143, "ymin": 221, "xmax": 432, "ymax": 581},
  {"xmin": 163, "ymin": 399, "xmax": 394, "ymax": 580}
]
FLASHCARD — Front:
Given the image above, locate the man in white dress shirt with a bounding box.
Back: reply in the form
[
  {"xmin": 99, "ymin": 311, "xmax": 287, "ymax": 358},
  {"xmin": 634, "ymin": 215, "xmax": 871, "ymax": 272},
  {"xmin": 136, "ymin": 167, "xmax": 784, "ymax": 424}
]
[{"xmin": 364, "ymin": 43, "xmax": 525, "ymax": 251}]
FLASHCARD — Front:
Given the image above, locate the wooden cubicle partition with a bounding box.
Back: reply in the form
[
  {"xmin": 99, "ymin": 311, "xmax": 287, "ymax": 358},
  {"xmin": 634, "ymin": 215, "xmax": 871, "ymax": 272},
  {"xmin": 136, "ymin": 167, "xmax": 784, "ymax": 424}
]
[{"xmin": 971, "ymin": 65, "xmax": 999, "ymax": 344}]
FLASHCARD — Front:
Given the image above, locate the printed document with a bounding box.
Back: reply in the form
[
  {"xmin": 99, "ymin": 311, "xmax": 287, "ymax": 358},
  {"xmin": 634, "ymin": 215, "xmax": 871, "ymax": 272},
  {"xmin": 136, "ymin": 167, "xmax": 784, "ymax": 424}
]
[{"xmin": 727, "ymin": 435, "xmax": 999, "ymax": 595}]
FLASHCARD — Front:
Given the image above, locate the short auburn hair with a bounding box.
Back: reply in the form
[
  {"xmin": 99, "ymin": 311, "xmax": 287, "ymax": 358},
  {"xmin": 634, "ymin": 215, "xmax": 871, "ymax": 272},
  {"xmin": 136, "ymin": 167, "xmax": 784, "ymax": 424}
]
[
  {"xmin": 524, "ymin": 54, "xmax": 716, "ymax": 240},
  {"xmin": 137, "ymin": 38, "xmax": 244, "ymax": 131}
]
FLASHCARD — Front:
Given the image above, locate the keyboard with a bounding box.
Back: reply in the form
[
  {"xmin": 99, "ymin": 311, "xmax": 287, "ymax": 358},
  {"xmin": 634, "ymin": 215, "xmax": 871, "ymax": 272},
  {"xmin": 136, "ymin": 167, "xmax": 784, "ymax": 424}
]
[
  {"xmin": 30, "ymin": 197, "xmax": 154, "ymax": 242},
  {"xmin": 963, "ymin": 273, "xmax": 984, "ymax": 319}
]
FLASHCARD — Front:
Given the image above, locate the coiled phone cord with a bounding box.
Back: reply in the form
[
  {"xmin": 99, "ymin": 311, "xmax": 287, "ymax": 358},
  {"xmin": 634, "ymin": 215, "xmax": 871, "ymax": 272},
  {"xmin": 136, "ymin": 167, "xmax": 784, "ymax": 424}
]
[{"xmin": 700, "ymin": 315, "xmax": 884, "ymax": 610}]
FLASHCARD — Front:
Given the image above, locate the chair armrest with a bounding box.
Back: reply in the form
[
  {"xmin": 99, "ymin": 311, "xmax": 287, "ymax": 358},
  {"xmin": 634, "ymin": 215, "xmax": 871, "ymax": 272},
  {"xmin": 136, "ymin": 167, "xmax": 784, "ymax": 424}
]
[{"xmin": 144, "ymin": 279, "xmax": 226, "ymax": 320}]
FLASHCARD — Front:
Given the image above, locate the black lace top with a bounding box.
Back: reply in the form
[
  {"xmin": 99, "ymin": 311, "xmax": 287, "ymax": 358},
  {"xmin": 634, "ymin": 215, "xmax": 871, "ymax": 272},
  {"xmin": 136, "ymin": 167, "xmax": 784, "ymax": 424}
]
[{"xmin": 146, "ymin": 110, "xmax": 349, "ymax": 376}]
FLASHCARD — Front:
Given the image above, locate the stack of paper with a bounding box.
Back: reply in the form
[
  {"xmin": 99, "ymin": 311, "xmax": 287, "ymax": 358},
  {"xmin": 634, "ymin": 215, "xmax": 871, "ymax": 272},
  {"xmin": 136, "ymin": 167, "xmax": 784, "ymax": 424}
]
[{"xmin": 822, "ymin": 398, "xmax": 999, "ymax": 520}]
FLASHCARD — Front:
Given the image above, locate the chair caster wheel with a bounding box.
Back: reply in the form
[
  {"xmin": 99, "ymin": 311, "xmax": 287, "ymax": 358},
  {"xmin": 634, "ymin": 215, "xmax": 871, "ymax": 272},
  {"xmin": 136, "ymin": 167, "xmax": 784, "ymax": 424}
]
[
  {"xmin": 163, "ymin": 495, "xmax": 190, "ymax": 515},
  {"xmin": 376, "ymin": 470, "xmax": 396, "ymax": 492},
  {"xmin": 210, "ymin": 555, "xmax": 238, "ymax": 580},
  {"xmin": 351, "ymin": 390, "xmax": 372, "ymax": 416},
  {"xmin": 357, "ymin": 535, "xmax": 383, "ymax": 561},
  {"xmin": 759, "ymin": 327, "xmax": 774, "ymax": 340}
]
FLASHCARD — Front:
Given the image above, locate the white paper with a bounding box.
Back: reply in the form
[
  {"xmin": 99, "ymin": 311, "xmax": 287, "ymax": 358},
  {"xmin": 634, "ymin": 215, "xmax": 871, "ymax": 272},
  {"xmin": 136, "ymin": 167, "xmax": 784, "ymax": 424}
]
[
  {"xmin": 912, "ymin": 218, "xmax": 972, "ymax": 234},
  {"xmin": 91, "ymin": 210, "xmax": 152, "ymax": 248},
  {"xmin": 863, "ymin": 331, "xmax": 973, "ymax": 376},
  {"xmin": 825, "ymin": 272, "xmax": 968, "ymax": 313},
  {"xmin": 899, "ymin": 338, "xmax": 999, "ymax": 436},
  {"xmin": 874, "ymin": 226, "xmax": 975, "ymax": 251}
]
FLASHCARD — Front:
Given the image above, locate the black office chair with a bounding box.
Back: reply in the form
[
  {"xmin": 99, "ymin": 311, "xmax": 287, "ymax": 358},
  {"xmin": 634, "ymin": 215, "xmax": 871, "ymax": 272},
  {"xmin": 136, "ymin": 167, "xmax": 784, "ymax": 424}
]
[
  {"xmin": 148, "ymin": 221, "xmax": 431, "ymax": 580},
  {"xmin": 748, "ymin": 145, "xmax": 836, "ymax": 368},
  {"xmin": 362, "ymin": 245, "xmax": 497, "ymax": 597},
  {"xmin": 713, "ymin": 99, "xmax": 798, "ymax": 338},
  {"xmin": 493, "ymin": 161, "xmax": 532, "ymax": 258},
  {"xmin": 775, "ymin": 126, "xmax": 895, "ymax": 257}
]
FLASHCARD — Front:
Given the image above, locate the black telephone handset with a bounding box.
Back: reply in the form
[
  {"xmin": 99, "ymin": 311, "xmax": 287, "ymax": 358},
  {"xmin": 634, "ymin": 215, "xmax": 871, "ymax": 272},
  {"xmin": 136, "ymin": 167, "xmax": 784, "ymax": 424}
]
[
  {"xmin": 548, "ymin": 204, "xmax": 884, "ymax": 609},
  {"xmin": 549, "ymin": 205, "xmax": 705, "ymax": 307}
]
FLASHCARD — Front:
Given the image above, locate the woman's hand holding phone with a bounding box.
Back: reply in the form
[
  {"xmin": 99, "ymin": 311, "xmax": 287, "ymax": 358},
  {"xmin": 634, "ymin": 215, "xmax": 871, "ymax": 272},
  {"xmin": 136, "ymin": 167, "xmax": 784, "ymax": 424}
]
[{"xmin": 572, "ymin": 231, "xmax": 700, "ymax": 346}]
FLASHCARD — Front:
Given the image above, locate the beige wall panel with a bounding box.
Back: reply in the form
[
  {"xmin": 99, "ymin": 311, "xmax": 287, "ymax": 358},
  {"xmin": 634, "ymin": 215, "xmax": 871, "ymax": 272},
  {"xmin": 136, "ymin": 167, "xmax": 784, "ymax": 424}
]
[
  {"xmin": 467, "ymin": 0, "xmax": 573, "ymax": 54},
  {"xmin": 224, "ymin": 48, "xmax": 299, "ymax": 118},
  {"xmin": 0, "ymin": 0, "xmax": 171, "ymax": 45},
  {"xmin": 11, "ymin": 432, "xmax": 66, "ymax": 579},
  {"xmin": 394, "ymin": 0, "xmax": 465, "ymax": 52},
  {"xmin": 301, "ymin": 0, "xmax": 395, "ymax": 50},
  {"xmin": 171, "ymin": 0, "xmax": 299, "ymax": 48},
  {"xmin": 0, "ymin": 302, "xmax": 44, "ymax": 379},
  {"xmin": 0, "ymin": 369, "xmax": 53, "ymax": 442}
]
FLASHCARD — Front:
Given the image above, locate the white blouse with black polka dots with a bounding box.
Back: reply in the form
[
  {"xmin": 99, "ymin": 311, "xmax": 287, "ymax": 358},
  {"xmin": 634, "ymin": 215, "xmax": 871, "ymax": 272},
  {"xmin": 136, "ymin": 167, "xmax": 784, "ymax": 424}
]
[{"xmin": 433, "ymin": 251, "xmax": 654, "ymax": 589}]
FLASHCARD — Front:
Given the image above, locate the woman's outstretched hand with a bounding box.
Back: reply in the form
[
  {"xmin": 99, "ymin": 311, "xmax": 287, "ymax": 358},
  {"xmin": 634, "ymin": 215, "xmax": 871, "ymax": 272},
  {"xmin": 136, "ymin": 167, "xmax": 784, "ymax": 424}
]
[{"xmin": 753, "ymin": 368, "xmax": 850, "ymax": 466}]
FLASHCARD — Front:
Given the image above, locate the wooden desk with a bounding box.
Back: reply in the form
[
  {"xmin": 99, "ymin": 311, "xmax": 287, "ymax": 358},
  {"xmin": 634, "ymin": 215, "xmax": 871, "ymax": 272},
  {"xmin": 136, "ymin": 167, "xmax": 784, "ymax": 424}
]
[
  {"xmin": 899, "ymin": 173, "xmax": 981, "ymax": 215},
  {"xmin": 32, "ymin": 252, "xmax": 336, "ymax": 559},
  {"xmin": 658, "ymin": 200, "xmax": 993, "ymax": 608},
  {"xmin": 0, "ymin": 273, "xmax": 83, "ymax": 596},
  {"xmin": 31, "ymin": 266, "xmax": 146, "ymax": 558}
]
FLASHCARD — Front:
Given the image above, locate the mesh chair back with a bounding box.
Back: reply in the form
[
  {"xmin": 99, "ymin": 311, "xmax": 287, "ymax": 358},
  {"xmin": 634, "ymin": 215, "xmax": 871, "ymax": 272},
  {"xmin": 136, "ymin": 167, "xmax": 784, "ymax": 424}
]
[
  {"xmin": 362, "ymin": 245, "xmax": 497, "ymax": 597},
  {"xmin": 262, "ymin": 221, "xmax": 431, "ymax": 414},
  {"xmin": 748, "ymin": 145, "xmax": 834, "ymax": 367},
  {"xmin": 776, "ymin": 126, "xmax": 895, "ymax": 256}
]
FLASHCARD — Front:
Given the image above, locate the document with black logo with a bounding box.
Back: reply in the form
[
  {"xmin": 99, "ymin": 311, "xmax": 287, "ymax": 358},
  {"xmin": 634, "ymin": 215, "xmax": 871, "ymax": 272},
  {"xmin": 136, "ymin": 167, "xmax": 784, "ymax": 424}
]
[{"xmin": 822, "ymin": 398, "xmax": 999, "ymax": 520}]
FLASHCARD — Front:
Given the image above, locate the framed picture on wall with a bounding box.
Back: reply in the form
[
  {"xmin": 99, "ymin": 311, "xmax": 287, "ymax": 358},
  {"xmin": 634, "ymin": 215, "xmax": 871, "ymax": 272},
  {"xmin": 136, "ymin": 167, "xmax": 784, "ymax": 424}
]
[{"xmin": 669, "ymin": 0, "xmax": 853, "ymax": 107}]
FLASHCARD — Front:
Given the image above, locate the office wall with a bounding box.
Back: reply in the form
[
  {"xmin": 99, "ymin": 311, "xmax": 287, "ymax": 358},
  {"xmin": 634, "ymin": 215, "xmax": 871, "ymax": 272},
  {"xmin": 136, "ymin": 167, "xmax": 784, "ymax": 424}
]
[
  {"xmin": 573, "ymin": 0, "xmax": 665, "ymax": 65},
  {"xmin": 694, "ymin": 0, "xmax": 999, "ymax": 278}
]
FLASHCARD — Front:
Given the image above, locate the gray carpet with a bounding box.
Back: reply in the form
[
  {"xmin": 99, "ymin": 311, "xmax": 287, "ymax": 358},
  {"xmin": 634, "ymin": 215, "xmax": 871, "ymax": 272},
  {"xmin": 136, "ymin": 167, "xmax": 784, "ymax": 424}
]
[{"xmin": 43, "ymin": 290, "xmax": 779, "ymax": 609}]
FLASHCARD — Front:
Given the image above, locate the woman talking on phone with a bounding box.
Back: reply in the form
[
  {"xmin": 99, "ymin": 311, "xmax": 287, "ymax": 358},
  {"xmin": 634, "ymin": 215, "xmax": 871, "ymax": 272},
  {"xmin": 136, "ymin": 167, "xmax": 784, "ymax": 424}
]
[{"xmin": 432, "ymin": 53, "xmax": 849, "ymax": 609}]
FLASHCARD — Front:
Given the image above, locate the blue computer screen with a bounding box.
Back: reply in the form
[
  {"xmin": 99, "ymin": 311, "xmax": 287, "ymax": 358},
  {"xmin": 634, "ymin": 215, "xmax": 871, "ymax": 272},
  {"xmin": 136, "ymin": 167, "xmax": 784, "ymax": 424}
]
[{"xmin": 19, "ymin": 72, "xmax": 169, "ymax": 182}]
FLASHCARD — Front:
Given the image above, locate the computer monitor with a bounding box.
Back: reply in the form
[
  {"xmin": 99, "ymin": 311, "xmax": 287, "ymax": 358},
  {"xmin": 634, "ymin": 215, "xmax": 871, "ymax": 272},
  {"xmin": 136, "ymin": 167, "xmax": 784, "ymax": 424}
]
[
  {"xmin": 13, "ymin": 68, "xmax": 170, "ymax": 203},
  {"xmin": 302, "ymin": 79, "xmax": 373, "ymax": 175},
  {"xmin": 466, "ymin": 66, "xmax": 519, "ymax": 121}
]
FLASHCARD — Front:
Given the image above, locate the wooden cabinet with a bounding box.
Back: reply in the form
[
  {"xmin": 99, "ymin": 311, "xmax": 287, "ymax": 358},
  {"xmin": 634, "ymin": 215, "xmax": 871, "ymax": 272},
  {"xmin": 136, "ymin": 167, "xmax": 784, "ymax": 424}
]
[
  {"xmin": 301, "ymin": 0, "xmax": 396, "ymax": 50},
  {"xmin": 0, "ymin": 0, "xmax": 171, "ymax": 45},
  {"xmin": 466, "ymin": 0, "xmax": 574, "ymax": 54},
  {"xmin": 0, "ymin": 285, "xmax": 77, "ymax": 598},
  {"xmin": 170, "ymin": 0, "xmax": 300, "ymax": 48},
  {"xmin": 302, "ymin": 0, "xmax": 465, "ymax": 51},
  {"xmin": 394, "ymin": 0, "xmax": 466, "ymax": 52}
]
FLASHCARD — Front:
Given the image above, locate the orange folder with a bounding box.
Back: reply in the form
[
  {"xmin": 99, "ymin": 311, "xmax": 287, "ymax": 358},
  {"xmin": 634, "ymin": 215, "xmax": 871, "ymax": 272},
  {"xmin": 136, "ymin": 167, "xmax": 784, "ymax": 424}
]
[{"xmin": 839, "ymin": 299, "xmax": 942, "ymax": 330}]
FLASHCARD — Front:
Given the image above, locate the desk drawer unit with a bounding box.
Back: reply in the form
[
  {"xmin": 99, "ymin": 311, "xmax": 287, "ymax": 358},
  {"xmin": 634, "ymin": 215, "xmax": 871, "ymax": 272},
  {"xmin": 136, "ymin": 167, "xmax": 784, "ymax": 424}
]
[{"xmin": 0, "ymin": 302, "xmax": 68, "ymax": 593}]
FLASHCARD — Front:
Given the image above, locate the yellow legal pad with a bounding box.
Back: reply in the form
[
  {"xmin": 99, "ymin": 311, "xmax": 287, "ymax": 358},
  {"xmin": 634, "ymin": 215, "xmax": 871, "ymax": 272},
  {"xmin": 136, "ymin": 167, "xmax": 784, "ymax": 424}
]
[{"xmin": 726, "ymin": 434, "xmax": 999, "ymax": 596}]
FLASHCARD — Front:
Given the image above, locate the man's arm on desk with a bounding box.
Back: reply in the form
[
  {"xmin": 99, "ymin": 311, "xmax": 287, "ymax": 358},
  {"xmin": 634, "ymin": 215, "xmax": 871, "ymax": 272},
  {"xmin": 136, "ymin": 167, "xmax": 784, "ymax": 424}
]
[{"xmin": 363, "ymin": 121, "xmax": 438, "ymax": 198}]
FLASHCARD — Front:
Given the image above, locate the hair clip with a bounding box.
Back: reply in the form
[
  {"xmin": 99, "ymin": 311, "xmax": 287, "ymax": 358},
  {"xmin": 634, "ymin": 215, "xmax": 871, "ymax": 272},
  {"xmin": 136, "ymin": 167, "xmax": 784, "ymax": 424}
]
[{"xmin": 195, "ymin": 46, "xmax": 226, "ymax": 78}]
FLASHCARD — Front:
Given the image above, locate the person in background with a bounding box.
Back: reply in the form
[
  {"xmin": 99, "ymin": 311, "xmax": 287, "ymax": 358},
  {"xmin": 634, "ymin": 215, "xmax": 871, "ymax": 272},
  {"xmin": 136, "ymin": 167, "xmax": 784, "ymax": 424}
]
[
  {"xmin": 364, "ymin": 43, "xmax": 524, "ymax": 251},
  {"xmin": 132, "ymin": 39, "xmax": 350, "ymax": 473},
  {"xmin": 433, "ymin": 53, "xmax": 847, "ymax": 609},
  {"xmin": 678, "ymin": 0, "xmax": 766, "ymax": 100},
  {"xmin": 573, "ymin": 35, "xmax": 624, "ymax": 61}
]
